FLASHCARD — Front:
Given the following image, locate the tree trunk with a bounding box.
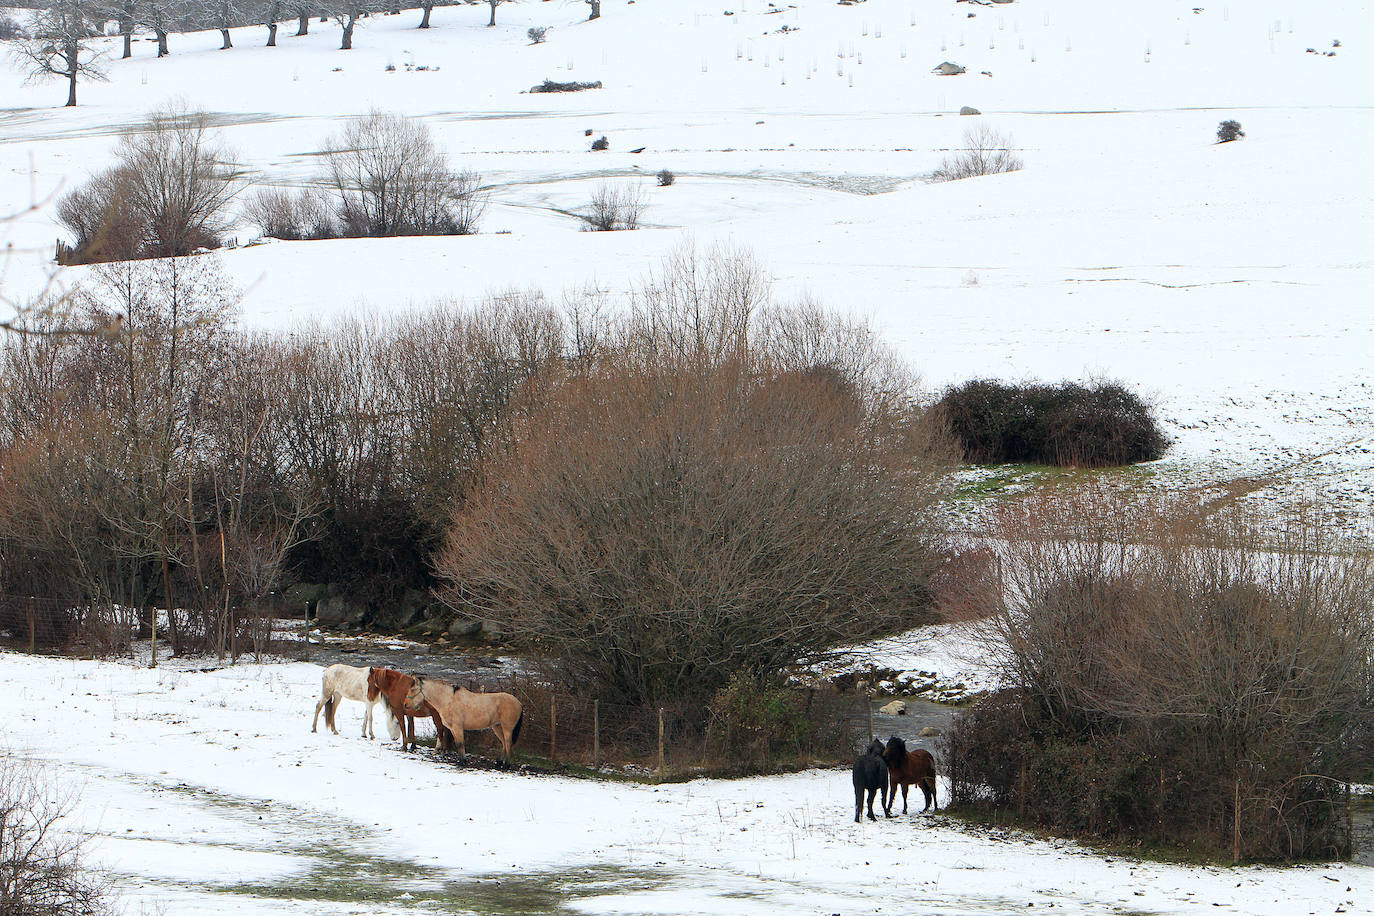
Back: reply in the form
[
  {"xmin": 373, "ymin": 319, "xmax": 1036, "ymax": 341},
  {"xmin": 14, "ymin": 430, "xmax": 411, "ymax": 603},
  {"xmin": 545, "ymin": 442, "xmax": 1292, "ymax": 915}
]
[
  {"xmin": 418, "ymin": 3, "xmax": 432, "ymax": 27},
  {"xmin": 121, "ymin": 17, "xmax": 134, "ymax": 57},
  {"xmin": 156, "ymin": 28, "xmax": 168, "ymax": 56},
  {"xmin": 65, "ymin": 68, "xmax": 77, "ymax": 107},
  {"xmin": 340, "ymin": 18, "xmax": 354, "ymax": 49},
  {"xmin": 220, "ymin": 27, "xmax": 232, "ymax": 48},
  {"xmin": 588, "ymin": 0, "xmax": 599, "ymax": 20},
  {"xmin": 266, "ymin": 21, "xmax": 278, "ymax": 44},
  {"xmin": 296, "ymin": 12, "xmax": 309, "ymax": 34},
  {"xmin": 487, "ymin": 0, "xmax": 496, "ymax": 26}
]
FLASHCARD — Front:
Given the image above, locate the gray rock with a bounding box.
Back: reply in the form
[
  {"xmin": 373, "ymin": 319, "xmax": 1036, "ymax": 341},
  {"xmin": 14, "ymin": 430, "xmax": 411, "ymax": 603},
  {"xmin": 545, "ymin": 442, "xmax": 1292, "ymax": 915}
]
[
  {"xmin": 448, "ymin": 618, "xmax": 482, "ymax": 638},
  {"xmin": 879, "ymin": 700, "xmax": 908, "ymax": 715},
  {"xmin": 315, "ymin": 592, "xmax": 368, "ymax": 626},
  {"xmin": 371, "ymin": 589, "xmax": 428, "ymax": 632},
  {"xmin": 478, "ymin": 620, "xmax": 510, "ymax": 643},
  {"xmin": 933, "ymin": 61, "xmax": 967, "ymax": 75},
  {"xmin": 959, "ymin": 105, "xmax": 981, "ymax": 115},
  {"xmin": 918, "ymin": 726, "xmax": 943, "ymax": 738}
]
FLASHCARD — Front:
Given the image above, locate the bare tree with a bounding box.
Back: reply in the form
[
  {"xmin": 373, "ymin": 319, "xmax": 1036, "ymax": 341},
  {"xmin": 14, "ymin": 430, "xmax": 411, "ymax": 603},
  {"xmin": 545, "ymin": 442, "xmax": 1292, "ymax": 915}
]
[
  {"xmin": 137, "ymin": 0, "xmax": 178, "ymax": 56},
  {"xmin": 200, "ymin": 0, "xmax": 243, "ymax": 48},
  {"xmin": 104, "ymin": 0, "xmax": 137, "ymax": 58},
  {"xmin": 257, "ymin": 0, "xmax": 283, "ymax": 44},
  {"xmin": 321, "ymin": 111, "xmax": 486, "ymax": 236},
  {"xmin": 322, "ymin": 0, "xmax": 377, "ymax": 48},
  {"xmin": 13, "ymin": 0, "xmax": 108, "ymax": 107},
  {"xmin": 57, "ymin": 104, "xmax": 244, "ymax": 262},
  {"xmin": 932, "ymin": 124, "xmax": 1023, "ymax": 182}
]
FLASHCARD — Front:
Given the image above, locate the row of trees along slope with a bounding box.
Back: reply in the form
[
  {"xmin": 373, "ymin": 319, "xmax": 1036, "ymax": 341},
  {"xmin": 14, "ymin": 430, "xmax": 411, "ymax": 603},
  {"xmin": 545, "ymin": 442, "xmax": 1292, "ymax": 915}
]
[{"xmin": 11, "ymin": 0, "xmax": 603, "ymax": 106}]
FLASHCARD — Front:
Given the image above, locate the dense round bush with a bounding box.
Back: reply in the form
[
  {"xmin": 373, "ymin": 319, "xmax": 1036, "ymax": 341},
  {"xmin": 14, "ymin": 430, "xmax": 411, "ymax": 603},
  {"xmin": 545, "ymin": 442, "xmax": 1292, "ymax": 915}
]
[{"xmin": 936, "ymin": 379, "xmax": 1167, "ymax": 467}]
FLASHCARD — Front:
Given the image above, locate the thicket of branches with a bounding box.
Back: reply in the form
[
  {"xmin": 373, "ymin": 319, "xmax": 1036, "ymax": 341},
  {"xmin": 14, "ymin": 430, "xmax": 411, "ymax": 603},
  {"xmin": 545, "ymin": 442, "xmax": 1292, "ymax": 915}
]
[
  {"xmin": 434, "ymin": 248, "xmax": 958, "ymax": 710},
  {"xmin": 241, "ymin": 111, "xmax": 486, "ymax": 241},
  {"xmin": 944, "ymin": 492, "xmax": 1374, "ymax": 861},
  {"xmin": 931, "ymin": 124, "xmax": 1023, "ymax": 182},
  {"xmin": 55, "ymin": 104, "xmax": 242, "ymax": 264},
  {"xmin": 0, "ymin": 756, "xmax": 114, "ymax": 916}
]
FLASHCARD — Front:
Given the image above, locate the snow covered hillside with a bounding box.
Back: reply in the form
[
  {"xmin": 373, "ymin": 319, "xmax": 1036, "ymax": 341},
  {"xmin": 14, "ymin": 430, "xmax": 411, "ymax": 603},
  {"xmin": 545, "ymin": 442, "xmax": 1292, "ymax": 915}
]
[{"xmin": 4, "ymin": 0, "xmax": 1374, "ymax": 538}]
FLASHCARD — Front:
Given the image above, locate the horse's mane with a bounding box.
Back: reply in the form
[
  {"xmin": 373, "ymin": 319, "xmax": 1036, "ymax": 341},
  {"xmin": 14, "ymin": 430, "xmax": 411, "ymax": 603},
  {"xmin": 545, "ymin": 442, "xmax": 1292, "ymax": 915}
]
[{"xmin": 884, "ymin": 736, "xmax": 908, "ymax": 767}]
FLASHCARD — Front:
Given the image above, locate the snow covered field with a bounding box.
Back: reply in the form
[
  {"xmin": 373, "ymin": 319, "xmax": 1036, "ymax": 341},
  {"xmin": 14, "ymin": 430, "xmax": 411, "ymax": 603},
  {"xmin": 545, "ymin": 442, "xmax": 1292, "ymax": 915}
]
[
  {"xmin": 4, "ymin": 0, "xmax": 1374, "ymax": 909},
  {"xmin": 4, "ymin": 0, "xmax": 1374, "ymax": 538},
  {"xmin": 3, "ymin": 650, "xmax": 1371, "ymax": 915}
]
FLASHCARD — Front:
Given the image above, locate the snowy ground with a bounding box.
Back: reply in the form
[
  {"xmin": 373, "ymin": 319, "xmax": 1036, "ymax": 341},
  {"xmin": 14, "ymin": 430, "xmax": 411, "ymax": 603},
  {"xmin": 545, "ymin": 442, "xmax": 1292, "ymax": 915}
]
[
  {"xmin": 3, "ymin": 649, "xmax": 1371, "ymax": 916},
  {"xmin": 3, "ymin": 0, "xmax": 1374, "ymax": 539},
  {"xmin": 4, "ymin": 1, "xmax": 1374, "ymax": 908}
]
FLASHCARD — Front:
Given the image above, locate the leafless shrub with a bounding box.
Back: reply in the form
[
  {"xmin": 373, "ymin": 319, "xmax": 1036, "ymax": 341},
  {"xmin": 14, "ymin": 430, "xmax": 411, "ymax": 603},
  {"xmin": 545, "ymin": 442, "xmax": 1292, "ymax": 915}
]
[
  {"xmin": 656, "ymin": 168, "xmax": 675, "ymax": 187},
  {"xmin": 581, "ymin": 182, "xmax": 643, "ymax": 231},
  {"xmin": 589, "ymin": 134, "xmax": 609, "ymax": 150},
  {"xmin": 321, "ymin": 110, "xmax": 487, "ymax": 237},
  {"xmin": 54, "ymin": 103, "xmax": 243, "ymax": 263},
  {"xmin": 526, "ymin": 25, "xmax": 546, "ymax": 43},
  {"xmin": 932, "ymin": 124, "xmax": 1023, "ymax": 181},
  {"xmin": 240, "ymin": 187, "xmax": 338, "ymax": 241},
  {"xmin": 434, "ymin": 252, "xmax": 956, "ymax": 711},
  {"xmin": 946, "ymin": 491, "xmax": 1374, "ymax": 860},
  {"xmin": 0, "ymin": 755, "xmax": 114, "ymax": 915}
]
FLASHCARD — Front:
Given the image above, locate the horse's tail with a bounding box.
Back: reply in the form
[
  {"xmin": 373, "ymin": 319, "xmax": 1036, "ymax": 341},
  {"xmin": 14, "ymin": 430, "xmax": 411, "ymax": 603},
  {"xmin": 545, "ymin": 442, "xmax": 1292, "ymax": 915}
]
[
  {"xmin": 323, "ymin": 696, "xmax": 337, "ymax": 731},
  {"xmin": 510, "ymin": 709, "xmax": 524, "ymax": 749}
]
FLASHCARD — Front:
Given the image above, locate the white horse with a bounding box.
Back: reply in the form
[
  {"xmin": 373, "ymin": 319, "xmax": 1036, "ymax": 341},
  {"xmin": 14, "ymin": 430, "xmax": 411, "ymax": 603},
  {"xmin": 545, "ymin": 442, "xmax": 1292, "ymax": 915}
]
[{"xmin": 312, "ymin": 663, "xmax": 399, "ymax": 739}]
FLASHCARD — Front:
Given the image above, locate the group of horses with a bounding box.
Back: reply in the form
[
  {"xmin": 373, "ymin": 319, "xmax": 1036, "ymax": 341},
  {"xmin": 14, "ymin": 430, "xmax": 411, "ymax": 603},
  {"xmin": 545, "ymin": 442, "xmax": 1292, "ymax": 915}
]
[
  {"xmin": 852, "ymin": 736, "xmax": 938, "ymax": 823},
  {"xmin": 311, "ymin": 663, "xmax": 524, "ymax": 763},
  {"xmin": 313, "ymin": 662, "xmax": 932, "ymax": 822}
]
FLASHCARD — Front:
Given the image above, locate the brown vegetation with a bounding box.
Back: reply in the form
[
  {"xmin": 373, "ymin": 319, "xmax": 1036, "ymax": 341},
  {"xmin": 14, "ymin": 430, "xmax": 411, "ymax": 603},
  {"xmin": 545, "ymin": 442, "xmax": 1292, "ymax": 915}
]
[{"xmin": 944, "ymin": 491, "xmax": 1374, "ymax": 861}]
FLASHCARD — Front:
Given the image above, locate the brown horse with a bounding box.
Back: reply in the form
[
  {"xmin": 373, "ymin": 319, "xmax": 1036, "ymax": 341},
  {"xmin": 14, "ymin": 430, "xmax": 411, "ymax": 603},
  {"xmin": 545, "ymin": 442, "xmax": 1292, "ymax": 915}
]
[
  {"xmin": 366, "ymin": 666, "xmax": 453, "ymax": 751},
  {"xmin": 405, "ymin": 676, "xmax": 523, "ymax": 764},
  {"xmin": 883, "ymin": 736, "xmax": 937, "ymax": 815}
]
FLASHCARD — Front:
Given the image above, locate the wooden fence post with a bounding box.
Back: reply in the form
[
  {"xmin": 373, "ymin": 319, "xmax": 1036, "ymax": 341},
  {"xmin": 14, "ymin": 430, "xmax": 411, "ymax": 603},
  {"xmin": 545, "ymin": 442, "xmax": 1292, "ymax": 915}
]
[
  {"xmin": 1346, "ymin": 783, "xmax": 1354, "ymax": 859},
  {"xmin": 657, "ymin": 707, "xmax": 665, "ymax": 776},
  {"xmin": 550, "ymin": 694, "xmax": 558, "ymax": 762},
  {"xmin": 1232, "ymin": 779, "xmax": 1241, "ymax": 864},
  {"xmin": 592, "ymin": 699, "xmax": 600, "ymax": 768},
  {"xmin": 27, "ymin": 596, "xmax": 36, "ymax": 653}
]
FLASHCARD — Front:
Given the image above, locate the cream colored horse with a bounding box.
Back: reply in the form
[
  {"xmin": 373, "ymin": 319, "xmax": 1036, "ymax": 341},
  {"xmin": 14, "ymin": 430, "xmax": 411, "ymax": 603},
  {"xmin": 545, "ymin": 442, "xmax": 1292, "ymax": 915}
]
[
  {"xmin": 404, "ymin": 677, "xmax": 523, "ymax": 762},
  {"xmin": 312, "ymin": 663, "xmax": 399, "ymax": 739}
]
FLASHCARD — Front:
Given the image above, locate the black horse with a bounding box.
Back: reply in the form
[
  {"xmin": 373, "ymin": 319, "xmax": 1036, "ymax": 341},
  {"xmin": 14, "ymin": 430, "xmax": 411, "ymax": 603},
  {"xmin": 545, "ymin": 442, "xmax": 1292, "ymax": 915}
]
[{"xmin": 852, "ymin": 738, "xmax": 890, "ymax": 822}]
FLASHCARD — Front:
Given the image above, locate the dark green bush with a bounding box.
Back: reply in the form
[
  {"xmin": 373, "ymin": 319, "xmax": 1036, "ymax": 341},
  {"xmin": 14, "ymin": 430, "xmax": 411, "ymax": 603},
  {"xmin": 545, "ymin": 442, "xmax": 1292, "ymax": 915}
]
[{"xmin": 936, "ymin": 379, "xmax": 1167, "ymax": 467}]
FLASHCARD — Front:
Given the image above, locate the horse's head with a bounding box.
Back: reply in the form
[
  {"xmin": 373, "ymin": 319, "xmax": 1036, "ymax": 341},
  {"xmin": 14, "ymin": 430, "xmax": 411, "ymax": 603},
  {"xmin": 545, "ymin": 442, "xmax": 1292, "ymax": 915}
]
[
  {"xmin": 866, "ymin": 738, "xmax": 886, "ymax": 758},
  {"xmin": 403, "ymin": 677, "xmax": 427, "ymax": 714},
  {"xmin": 883, "ymin": 735, "xmax": 907, "ymax": 766}
]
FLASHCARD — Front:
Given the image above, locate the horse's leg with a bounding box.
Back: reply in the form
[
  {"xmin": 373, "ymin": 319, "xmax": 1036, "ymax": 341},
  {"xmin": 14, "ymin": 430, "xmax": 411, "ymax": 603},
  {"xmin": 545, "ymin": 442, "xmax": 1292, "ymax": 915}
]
[
  {"xmin": 866, "ymin": 787, "xmax": 879, "ymax": 821},
  {"xmin": 363, "ymin": 698, "xmax": 373, "ymax": 739},
  {"xmin": 923, "ymin": 776, "xmax": 936, "ymax": 812},
  {"xmin": 884, "ymin": 772, "xmax": 896, "ymax": 817},
  {"xmin": 854, "ymin": 785, "xmax": 863, "ymax": 823},
  {"xmin": 312, "ymin": 694, "xmax": 326, "ymax": 733},
  {"xmin": 324, "ymin": 695, "xmax": 339, "ymax": 734},
  {"xmin": 882, "ymin": 782, "xmax": 891, "ymax": 819}
]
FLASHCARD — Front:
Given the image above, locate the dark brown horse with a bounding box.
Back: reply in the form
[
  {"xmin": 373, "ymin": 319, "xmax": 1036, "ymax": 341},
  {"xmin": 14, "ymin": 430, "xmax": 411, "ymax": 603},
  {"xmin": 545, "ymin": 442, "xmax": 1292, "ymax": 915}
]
[
  {"xmin": 366, "ymin": 666, "xmax": 453, "ymax": 751},
  {"xmin": 883, "ymin": 736, "xmax": 937, "ymax": 815}
]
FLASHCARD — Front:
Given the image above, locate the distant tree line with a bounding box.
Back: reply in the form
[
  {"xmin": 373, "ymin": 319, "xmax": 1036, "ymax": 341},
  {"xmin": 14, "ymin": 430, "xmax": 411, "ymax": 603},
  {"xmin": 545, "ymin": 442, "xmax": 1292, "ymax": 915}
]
[{"xmin": 10, "ymin": 0, "xmax": 606, "ymax": 105}]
